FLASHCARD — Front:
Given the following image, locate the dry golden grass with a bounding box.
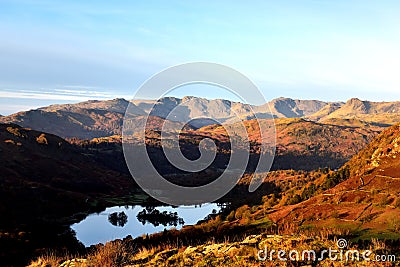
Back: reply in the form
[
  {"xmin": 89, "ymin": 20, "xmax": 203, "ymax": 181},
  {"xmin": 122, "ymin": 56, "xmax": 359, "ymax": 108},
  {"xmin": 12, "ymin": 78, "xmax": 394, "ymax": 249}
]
[
  {"xmin": 87, "ymin": 241, "xmax": 130, "ymax": 267},
  {"xmin": 28, "ymin": 252, "xmax": 63, "ymax": 267},
  {"xmin": 132, "ymin": 246, "xmax": 157, "ymax": 261}
]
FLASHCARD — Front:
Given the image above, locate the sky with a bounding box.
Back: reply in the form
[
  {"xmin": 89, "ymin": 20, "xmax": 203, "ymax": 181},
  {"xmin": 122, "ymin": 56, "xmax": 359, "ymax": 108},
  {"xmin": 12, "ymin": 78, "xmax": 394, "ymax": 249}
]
[{"xmin": 1, "ymin": 0, "xmax": 400, "ymax": 114}]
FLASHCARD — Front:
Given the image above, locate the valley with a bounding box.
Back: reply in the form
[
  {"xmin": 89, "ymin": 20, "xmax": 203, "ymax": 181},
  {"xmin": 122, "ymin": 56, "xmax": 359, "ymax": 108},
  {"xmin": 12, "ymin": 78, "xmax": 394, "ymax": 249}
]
[{"xmin": 0, "ymin": 96, "xmax": 399, "ymax": 266}]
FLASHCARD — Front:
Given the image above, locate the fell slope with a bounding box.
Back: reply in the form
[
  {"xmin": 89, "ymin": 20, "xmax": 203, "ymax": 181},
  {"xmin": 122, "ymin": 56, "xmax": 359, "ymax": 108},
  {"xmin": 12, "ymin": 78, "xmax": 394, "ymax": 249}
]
[
  {"xmin": 268, "ymin": 122, "xmax": 400, "ymax": 238},
  {"xmin": 0, "ymin": 123, "xmax": 134, "ymax": 212},
  {"xmin": 307, "ymin": 102, "xmax": 344, "ymax": 121},
  {"xmin": 0, "ymin": 99, "xmax": 135, "ymax": 139},
  {"xmin": 199, "ymin": 118, "xmax": 383, "ymax": 170}
]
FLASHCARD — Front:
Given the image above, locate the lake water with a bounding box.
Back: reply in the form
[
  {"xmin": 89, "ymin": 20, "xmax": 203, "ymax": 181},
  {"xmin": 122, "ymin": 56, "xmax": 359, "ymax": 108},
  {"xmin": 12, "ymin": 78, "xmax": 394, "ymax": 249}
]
[{"xmin": 71, "ymin": 203, "xmax": 220, "ymax": 247}]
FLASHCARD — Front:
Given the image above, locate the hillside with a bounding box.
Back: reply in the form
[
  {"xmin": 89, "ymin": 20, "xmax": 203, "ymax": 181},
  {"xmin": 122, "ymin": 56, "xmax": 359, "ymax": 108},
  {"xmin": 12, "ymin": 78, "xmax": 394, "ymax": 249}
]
[
  {"xmin": 70, "ymin": 117, "xmax": 383, "ymax": 180},
  {"xmin": 267, "ymin": 122, "xmax": 400, "ymax": 239},
  {"xmin": 0, "ymin": 99, "xmax": 190, "ymax": 139},
  {"xmin": 199, "ymin": 118, "xmax": 383, "ymax": 170},
  {"xmin": 307, "ymin": 102, "xmax": 344, "ymax": 121},
  {"xmin": 0, "ymin": 99, "xmax": 133, "ymax": 139},
  {"xmin": 0, "ymin": 123, "xmax": 138, "ymax": 264},
  {"xmin": 345, "ymin": 121, "xmax": 400, "ymax": 176},
  {"xmin": 0, "ymin": 123, "xmax": 135, "ymax": 221}
]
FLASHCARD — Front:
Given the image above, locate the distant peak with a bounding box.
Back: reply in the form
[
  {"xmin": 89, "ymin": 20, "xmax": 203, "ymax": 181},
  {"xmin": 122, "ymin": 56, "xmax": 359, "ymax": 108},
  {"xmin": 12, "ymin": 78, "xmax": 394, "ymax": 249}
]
[
  {"xmin": 181, "ymin": 96, "xmax": 211, "ymax": 102},
  {"xmin": 269, "ymin": 97, "xmax": 295, "ymax": 105},
  {"xmin": 156, "ymin": 96, "xmax": 181, "ymax": 104},
  {"xmin": 347, "ymin": 98, "xmax": 363, "ymax": 104},
  {"xmin": 112, "ymin": 98, "xmax": 127, "ymax": 102},
  {"xmin": 162, "ymin": 96, "xmax": 181, "ymax": 100},
  {"xmin": 345, "ymin": 98, "xmax": 367, "ymax": 109},
  {"xmin": 182, "ymin": 96, "xmax": 196, "ymax": 102},
  {"xmin": 273, "ymin": 97, "xmax": 293, "ymax": 101}
]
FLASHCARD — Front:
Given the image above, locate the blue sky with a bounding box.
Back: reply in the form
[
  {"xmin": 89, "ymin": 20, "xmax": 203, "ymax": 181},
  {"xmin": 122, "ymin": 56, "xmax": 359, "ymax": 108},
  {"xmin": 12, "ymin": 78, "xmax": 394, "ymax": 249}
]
[{"xmin": 1, "ymin": 0, "xmax": 400, "ymax": 114}]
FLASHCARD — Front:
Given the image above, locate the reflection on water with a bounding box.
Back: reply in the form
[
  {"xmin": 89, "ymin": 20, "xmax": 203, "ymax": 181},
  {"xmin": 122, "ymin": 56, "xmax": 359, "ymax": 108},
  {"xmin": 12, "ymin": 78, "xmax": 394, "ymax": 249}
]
[
  {"xmin": 108, "ymin": 211, "xmax": 128, "ymax": 227},
  {"xmin": 137, "ymin": 206, "xmax": 184, "ymax": 227},
  {"xmin": 71, "ymin": 203, "xmax": 220, "ymax": 247}
]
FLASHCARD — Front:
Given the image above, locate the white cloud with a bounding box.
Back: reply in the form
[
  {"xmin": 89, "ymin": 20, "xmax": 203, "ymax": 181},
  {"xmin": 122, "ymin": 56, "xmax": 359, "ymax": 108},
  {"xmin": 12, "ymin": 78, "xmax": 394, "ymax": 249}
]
[{"xmin": 0, "ymin": 88, "xmax": 114, "ymax": 101}]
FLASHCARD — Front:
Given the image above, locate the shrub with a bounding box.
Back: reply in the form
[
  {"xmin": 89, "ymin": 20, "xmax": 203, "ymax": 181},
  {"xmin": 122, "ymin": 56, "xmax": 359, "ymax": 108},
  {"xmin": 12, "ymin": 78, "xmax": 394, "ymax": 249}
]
[
  {"xmin": 301, "ymin": 183, "xmax": 317, "ymax": 200},
  {"xmin": 226, "ymin": 210, "xmax": 235, "ymax": 222},
  {"xmin": 286, "ymin": 194, "xmax": 302, "ymax": 205},
  {"xmin": 394, "ymin": 197, "xmax": 400, "ymax": 208},
  {"xmin": 235, "ymin": 205, "xmax": 250, "ymax": 220},
  {"xmin": 379, "ymin": 195, "xmax": 392, "ymax": 207}
]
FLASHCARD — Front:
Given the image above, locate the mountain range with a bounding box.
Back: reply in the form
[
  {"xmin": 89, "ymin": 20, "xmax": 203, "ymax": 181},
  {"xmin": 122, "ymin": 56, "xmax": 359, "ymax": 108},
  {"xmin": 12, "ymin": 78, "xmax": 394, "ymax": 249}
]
[{"xmin": 1, "ymin": 96, "xmax": 399, "ymax": 140}]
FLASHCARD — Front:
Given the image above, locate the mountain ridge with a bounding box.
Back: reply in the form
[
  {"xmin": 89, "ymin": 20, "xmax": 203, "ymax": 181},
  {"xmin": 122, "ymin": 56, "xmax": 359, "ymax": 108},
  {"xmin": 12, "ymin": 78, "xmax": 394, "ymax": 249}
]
[{"xmin": 1, "ymin": 96, "xmax": 400, "ymax": 139}]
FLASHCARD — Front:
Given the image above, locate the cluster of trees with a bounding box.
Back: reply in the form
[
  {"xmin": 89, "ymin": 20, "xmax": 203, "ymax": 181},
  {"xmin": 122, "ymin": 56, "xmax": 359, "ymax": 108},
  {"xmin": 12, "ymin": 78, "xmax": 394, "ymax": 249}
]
[
  {"xmin": 284, "ymin": 166, "xmax": 351, "ymax": 206},
  {"xmin": 322, "ymin": 166, "xmax": 350, "ymax": 189},
  {"xmin": 137, "ymin": 207, "xmax": 184, "ymax": 227}
]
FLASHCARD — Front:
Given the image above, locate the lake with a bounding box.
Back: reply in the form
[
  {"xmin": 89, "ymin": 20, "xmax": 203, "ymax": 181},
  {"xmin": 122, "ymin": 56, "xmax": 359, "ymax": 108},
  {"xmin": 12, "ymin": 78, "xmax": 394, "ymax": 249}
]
[{"xmin": 71, "ymin": 203, "xmax": 221, "ymax": 247}]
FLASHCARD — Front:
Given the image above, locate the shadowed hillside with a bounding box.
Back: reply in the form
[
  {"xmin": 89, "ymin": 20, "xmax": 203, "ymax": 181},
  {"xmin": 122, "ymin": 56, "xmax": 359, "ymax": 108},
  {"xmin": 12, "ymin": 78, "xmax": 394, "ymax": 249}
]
[{"xmin": 0, "ymin": 123, "xmax": 138, "ymax": 265}]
